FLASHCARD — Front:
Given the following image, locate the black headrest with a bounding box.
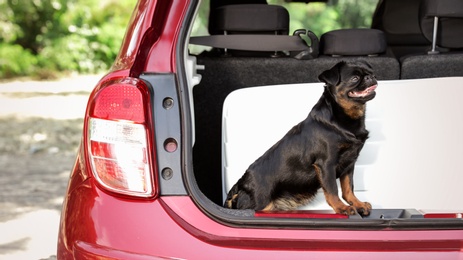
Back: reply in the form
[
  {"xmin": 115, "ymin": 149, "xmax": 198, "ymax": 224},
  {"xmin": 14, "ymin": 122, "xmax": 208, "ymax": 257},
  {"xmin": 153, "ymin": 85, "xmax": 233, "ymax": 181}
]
[
  {"xmin": 208, "ymin": 4, "xmax": 290, "ymax": 35},
  {"xmin": 420, "ymin": 0, "xmax": 463, "ymax": 48},
  {"xmin": 371, "ymin": 0, "xmax": 428, "ymax": 46},
  {"xmin": 320, "ymin": 29, "xmax": 387, "ymax": 56}
]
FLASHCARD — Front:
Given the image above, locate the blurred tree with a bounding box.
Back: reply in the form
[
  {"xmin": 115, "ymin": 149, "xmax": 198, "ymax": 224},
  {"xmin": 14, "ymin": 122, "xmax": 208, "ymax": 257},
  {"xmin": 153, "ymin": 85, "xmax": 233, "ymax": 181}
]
[
  {"xmin": 0, "ymin": 0, "xmax": 135, "ymax": 78},
  {"xmin": 44, "ymin": 0, "xmax": 135, "ymax": 73},
  {"xmin": 3, "ymin": 0, "xmax": 71, "ymax": 55},
  {"xmin": 269, "ymin": 0, "xmax": 378, "ymax": 36},
  {"xmin": 331, "ymin": 0, "xmax": 377, "ymax": 29}
]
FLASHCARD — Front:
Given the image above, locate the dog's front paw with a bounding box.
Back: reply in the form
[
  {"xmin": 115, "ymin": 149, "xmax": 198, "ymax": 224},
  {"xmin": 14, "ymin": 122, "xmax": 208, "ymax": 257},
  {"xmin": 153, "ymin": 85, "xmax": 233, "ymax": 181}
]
[
  {"xmin": 334, "ymin": 202, "xmax": 372, "ymax": 216},
  {"xmin": 354, "ymin": 201, "xmax": 372, "ymax": 216},
  {"xmin": 334, "ymin": 205, "xmax": 358, "ymax": 215}
]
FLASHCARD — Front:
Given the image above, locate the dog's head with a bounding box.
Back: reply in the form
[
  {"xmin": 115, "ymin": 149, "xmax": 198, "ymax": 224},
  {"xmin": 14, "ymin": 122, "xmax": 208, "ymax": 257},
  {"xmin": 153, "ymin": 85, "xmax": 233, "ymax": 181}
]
[{"xmin": 318, "ymin": 61, "xmax": 377, "ymax": 118}]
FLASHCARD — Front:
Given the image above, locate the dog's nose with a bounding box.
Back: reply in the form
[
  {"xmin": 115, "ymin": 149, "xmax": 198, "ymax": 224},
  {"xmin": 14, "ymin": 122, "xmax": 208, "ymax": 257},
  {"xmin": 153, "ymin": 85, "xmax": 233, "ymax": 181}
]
[{"xmin": 364, "ymin": 75, "xmax": 376, "ymax": 82}]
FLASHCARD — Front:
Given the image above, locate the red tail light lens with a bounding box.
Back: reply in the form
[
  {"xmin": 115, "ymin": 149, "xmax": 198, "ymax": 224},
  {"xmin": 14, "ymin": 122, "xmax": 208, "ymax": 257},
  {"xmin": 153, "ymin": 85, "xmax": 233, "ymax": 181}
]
[{"xmin": 86, "ymin": 77, "xmax": 156, "ymax": 198}]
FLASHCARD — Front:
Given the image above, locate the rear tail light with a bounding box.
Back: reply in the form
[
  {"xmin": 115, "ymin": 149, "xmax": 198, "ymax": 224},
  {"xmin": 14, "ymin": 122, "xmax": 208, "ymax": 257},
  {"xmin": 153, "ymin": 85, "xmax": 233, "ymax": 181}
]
[{"xmin": 85, "ymin": 77, "xmax": 156, "ymax": 198}]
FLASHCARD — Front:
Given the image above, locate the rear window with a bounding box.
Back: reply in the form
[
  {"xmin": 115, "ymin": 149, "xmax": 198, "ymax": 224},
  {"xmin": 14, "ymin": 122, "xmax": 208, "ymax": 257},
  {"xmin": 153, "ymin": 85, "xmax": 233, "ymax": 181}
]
[{"xmin": 190, "ymin": 0, "xmax": 378, "ymax": 54}]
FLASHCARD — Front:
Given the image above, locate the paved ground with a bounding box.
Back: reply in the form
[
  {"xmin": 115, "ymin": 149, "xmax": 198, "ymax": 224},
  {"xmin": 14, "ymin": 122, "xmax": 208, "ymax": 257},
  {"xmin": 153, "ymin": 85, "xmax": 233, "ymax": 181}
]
[{"xmin": 0, "ymin": 74, "xmax": 101, "ymax": 260}]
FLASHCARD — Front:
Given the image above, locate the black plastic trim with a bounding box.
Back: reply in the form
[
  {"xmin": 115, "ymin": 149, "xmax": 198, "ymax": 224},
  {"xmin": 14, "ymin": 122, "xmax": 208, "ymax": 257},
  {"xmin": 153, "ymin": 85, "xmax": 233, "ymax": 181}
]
[{"xmin": 141, "ymin": 73, "xmax": 187, "ymax": 196}]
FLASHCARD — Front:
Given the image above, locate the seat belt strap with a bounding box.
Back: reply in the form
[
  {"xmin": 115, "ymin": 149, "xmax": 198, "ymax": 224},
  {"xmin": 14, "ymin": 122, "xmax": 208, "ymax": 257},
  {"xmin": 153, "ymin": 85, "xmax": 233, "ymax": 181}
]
[{"xmin": 190, "ymin": 34, "xmax": 310, "ymax": 52}]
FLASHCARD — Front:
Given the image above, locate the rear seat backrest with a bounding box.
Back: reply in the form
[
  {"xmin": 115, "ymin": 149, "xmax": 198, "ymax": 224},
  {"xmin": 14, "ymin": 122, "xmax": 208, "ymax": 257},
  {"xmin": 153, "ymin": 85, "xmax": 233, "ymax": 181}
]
[{"xmin": 400, "ymin": 0, "xmax": 463, "ymax": 79}]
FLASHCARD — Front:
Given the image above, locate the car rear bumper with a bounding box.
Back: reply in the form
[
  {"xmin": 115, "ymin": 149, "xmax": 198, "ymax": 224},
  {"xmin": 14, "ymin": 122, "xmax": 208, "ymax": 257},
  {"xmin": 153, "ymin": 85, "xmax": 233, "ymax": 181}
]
[
  {"xmin": 73, "ymin": 241, "xmax": 171, "ymax": 259},
  {"xmin": 57, "ymin": 174, "xmax": 463, "ymax": 259}
]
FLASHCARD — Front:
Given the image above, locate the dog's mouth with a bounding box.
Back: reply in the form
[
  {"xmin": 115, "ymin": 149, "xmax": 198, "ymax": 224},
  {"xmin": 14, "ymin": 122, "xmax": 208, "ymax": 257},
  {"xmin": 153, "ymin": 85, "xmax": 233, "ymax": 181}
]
[{"xmin": 348, "ymin": 84, "xmax": 377, "ymax": 98}]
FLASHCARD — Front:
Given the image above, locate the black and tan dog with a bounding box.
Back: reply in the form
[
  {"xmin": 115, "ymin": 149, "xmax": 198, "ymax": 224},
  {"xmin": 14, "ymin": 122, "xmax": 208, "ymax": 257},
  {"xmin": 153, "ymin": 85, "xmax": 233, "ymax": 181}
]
[{"xmin": 224, "ymin": 61, "xmax": 377, "ymax": 216}]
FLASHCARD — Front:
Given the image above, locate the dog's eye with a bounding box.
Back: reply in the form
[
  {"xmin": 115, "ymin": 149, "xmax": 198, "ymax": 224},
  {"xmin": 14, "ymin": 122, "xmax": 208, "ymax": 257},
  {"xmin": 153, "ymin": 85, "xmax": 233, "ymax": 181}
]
[{"xmin": 350, "ymin": 76, "xmax": 360, "ymax": 82}]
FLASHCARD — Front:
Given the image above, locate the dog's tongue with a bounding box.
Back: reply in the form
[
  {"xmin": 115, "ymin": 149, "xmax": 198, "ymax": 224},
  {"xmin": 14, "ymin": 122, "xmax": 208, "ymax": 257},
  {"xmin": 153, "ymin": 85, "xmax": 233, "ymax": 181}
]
[{"xmin": 349, "ymin": 85, "xmax": 377, "ymax": 98}]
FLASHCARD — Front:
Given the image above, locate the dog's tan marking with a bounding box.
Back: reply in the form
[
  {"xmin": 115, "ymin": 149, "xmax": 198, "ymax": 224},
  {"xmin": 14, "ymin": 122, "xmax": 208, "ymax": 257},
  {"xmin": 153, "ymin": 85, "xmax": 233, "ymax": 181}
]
[
  {"xmin": 263, "ymin": 194, "xmax": 314, "ymax": 211},
  {"xmin": 312, "ymin": 164, "xmax": 322, "ymax": 180},
  {"xmin": 333, "ymin": 89, "xmax": 366, "ymax": 119},
  {"xmin": 262, "ymin": 201, "xmax": 275, "ymax": 211},
  {"xmin": 340, "ymin": 174, "xmax": 355, "ymax": 204},
  {"xmin": 226, "ymin": 194, "xmax": 238, "ymax": 208},
  {"xmin": 337, "ymin": 98, "xmax": 366, "ymax": 119},
  {"xmin": 324, "ymin": 193, "xmax": 357, "ymax": 215},
  {"xmin": 274, "ymin": 195, "xmax": 312, "ymax": 211},
  {"xmin": 338, "ymin": 143, "xmax": 351, "ymax": 150}
]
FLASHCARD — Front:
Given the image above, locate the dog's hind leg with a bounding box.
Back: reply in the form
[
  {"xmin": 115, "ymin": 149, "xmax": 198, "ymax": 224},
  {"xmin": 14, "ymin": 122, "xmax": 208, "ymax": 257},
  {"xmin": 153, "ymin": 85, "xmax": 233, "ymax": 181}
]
[
  {"xmin": 224, "ymin": 193, "xmax": 239, "ymax": 208},
  {"xmin": 224, "ymin": 183, "xmax": 254, "ymax": 209},
  {"xmin": 224, "ymin": 183, "xmax": 240, "ymax": 208}
]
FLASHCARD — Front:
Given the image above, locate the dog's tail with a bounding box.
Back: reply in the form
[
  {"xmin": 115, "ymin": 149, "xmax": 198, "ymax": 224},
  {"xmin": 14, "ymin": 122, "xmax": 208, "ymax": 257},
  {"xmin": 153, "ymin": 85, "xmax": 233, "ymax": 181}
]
[{"xmin": 223, "ymin": 183, "xmax": 253, "ymax": 209}]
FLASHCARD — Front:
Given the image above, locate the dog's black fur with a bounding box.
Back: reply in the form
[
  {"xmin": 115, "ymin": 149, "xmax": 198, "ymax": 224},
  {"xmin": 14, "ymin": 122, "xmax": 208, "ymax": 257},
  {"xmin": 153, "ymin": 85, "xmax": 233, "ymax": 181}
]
[{"xmin": 224, "ymin": 61, "xmax": 377, "ymax": 215}]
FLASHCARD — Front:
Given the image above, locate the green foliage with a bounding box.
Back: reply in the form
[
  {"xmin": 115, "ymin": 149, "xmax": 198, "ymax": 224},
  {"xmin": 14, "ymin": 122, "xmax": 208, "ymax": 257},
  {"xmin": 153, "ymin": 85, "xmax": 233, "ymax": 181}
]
[
  {"xmin": 285, "ymin": 2, "xmax": 340, "ymax": 36},
  {"xmin": 331, "ymin": 0, "xmax": 377, "ymax": 29},
  {"xmin": 37, "ymin": 35, "xmax": 92, "ymax": 72},
  {"xmin": 3, "ymin": 0, "xmax": 70, "ymax": 55},
  {"xmin": 0, "ymin": 43, "xmax": 38, "ymax": 78},
  {"xmin": 0, "ymin": 0, "xmax": 135, "ymax": 79},
  {"xmin": 269, "ymin": 0, "xmax": 378, "ymax": 36}
]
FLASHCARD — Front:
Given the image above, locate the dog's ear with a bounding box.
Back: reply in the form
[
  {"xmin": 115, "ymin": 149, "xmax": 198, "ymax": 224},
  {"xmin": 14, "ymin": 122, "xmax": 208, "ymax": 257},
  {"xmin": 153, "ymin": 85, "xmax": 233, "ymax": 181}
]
[{"xmin": 318, "ymin": 62, "xmax": 344, "ymax": 86}]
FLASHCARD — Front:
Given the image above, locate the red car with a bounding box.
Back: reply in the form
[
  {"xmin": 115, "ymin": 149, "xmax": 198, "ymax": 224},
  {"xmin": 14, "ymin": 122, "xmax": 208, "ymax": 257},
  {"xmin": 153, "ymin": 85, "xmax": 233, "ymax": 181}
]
[{"xmin": 58, "ymin": 0, "xmax": 463, "ymax": 258}]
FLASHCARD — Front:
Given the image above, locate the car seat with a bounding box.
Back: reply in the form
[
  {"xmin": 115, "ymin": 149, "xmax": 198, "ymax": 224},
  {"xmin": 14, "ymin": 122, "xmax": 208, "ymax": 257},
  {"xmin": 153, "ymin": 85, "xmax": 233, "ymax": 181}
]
[
  {"xmin": 371, "ymin": 0, "xmax": 429, "ymax": 58},
  {"xmin": 400, "ymin": 0, "xmax": 463, "ymax": 79},
  {"xmin": 190, "ymin": 4, "xmax": 318, "ymax": 58},
  {"xmin": 317, "ymin": 28, "xmax": 400, "ymax": 80}
]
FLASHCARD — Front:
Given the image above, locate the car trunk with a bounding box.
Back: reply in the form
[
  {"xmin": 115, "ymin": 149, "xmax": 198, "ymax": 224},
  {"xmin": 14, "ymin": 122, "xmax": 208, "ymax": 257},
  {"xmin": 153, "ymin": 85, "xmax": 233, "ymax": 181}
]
[
  {"xmin": 183, "ymin": 52, "xmax": 463, "ymax": 229},
  {"xmin": 178, "ymin": 0, "xmax": 463, "ymax": 229}
]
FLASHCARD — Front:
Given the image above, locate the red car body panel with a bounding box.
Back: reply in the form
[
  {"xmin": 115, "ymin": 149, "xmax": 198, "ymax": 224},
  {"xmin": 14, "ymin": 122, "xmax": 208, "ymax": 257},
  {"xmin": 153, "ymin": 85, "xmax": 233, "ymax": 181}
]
[
  {"xmin": 57, "ymin": 0, "xmax": 463, "ymax": 258},
  {"xmin": 111, "ymin": 0, "xmax": 189, "ymax": 75},
  {"xmin": 58, "ymin": 169, "xmax": 463, "ymax": 259}
]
